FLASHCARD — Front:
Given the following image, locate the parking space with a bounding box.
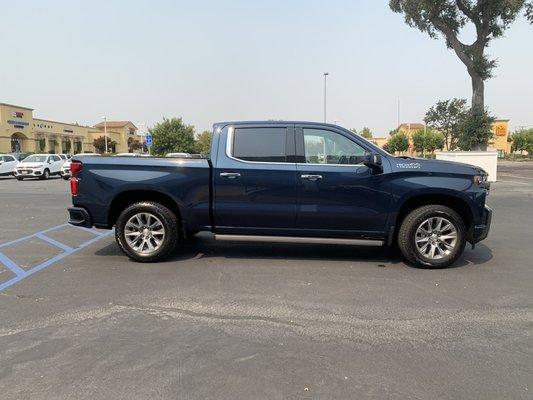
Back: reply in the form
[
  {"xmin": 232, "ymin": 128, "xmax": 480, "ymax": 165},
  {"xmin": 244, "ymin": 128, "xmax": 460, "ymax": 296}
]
[{"xmin": 0, "ymin": 165, "xmax": 532, "ymax": 399}]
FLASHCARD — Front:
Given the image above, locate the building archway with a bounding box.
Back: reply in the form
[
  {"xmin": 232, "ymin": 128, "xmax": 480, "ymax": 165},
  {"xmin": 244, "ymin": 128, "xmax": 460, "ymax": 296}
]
[{"xmin": 11, "ymin": 132, "xmax": 27, "ymax": 152}]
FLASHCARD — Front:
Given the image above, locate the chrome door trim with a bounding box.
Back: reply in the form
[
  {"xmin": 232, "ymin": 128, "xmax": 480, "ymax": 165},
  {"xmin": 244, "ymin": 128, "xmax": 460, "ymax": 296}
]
[{"xmin": 214, "ymin": 234, "xmax": 384, "ymax": 246}]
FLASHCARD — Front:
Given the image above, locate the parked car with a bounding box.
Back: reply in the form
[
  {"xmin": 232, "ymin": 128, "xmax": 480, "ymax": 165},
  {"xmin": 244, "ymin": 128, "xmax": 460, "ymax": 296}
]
[
  {"xmin": 67, "ymin": 121, "xmax": 492, "ymax": 268},
  {"xmin": 166, "ymin": 152, "xmax": 191, "ymax": 158},
  {"xmin": 0, "ymin": 154, "xmax": 19, "ymax": 176},
  {"xmin": 60, "ymin": 153, "xmax": 100, "ymax": 180},
  {"xmin": 116, "ymin": 153, "xmax": 142, "ymax": 157},
  {"xmin": 14, "ymin": 154, "xmax": 64, "ymax": 180},
  {"xmin": 59, "ymin": 154, "xmax": 70, "ymax": 161}
]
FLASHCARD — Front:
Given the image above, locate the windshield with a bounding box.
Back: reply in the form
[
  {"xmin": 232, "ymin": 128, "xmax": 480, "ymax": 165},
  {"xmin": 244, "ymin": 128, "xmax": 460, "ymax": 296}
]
[{"xmin": 22, "ymin": 155, "xmax": 47, "ymax": 163}]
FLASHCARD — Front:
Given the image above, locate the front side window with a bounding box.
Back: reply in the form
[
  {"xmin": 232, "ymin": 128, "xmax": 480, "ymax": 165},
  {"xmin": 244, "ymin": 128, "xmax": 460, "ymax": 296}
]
[
  {"xmin": 303, "ymin": 129, "xmax": 366, "ymax": 165},
  {"xmin": 232, "ymin": 127, "xmax": 287, "ymax": 162}
]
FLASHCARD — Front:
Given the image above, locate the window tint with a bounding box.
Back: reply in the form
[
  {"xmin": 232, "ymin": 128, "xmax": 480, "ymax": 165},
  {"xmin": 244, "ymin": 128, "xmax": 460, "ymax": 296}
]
[
  {"xmin": 303, "ymin": 129, "xmax": 366, "ymax": 165},
  {"xmin": 5, "ymin": 156, "xmax": 15, "ymax": 162},
  {"xmin": 52, "ymin": 155, "xmax": 61, "ymax": 162},
  {"xmin": 233, "ymin": 127, "xmax": 287, "ymax": 162}
]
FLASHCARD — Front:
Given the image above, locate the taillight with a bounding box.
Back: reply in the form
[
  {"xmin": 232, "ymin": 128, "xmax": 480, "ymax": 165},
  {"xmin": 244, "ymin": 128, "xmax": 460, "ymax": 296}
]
[
  {"xmin": 70, "ymin": 161, "xmax": 82, "ymax": 177},
  {"xmin": 70, "ymin": 161, "xmax": 83, "ymax": 196}
]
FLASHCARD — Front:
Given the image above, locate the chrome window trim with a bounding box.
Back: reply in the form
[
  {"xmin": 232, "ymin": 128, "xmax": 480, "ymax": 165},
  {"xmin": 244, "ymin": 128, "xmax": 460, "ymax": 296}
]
[{"xmin": 225, "ymin": 125, "xmax": 369, "ymax": 169}]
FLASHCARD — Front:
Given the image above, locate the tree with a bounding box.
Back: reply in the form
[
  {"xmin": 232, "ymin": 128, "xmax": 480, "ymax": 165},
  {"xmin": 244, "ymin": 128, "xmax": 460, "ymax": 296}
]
[
  {"xmin": 456, "ymin": 108, "xmax": 495, "ymax": 151},
  {"xmin": 390, "ymin": 0, "xmax": 532, "ymax": 150},
  {"xmin": 128, "ymin": 139, "xmax": 143, "ymax": 152},
  {"xmin": 511, "ymin": 129, "xmax": 533, "ymax": 154},
  {"xmin": 424, "ymin": 98, "xmax": 467, "ymax": 150},
  {"xmin": 150, "ymin": 117, "xmax": 196, "ymax": 156},
  {"xmin": 93, "ymin": 136, "xmax": 117, "ymax": 154},
  {"xmin": 388, "ymin": 132, "xmax": 410, "ymax": 154},
  {"xmin": 412, "ymin": 129, "xmax": 446, "ymax": 155},
  {"xmin": 360, "ymin": 127, "xmax": 373, "ymax": 139},
  {"xmin": 349, "ymin": 128, "xmax": 358, "ymax": 135},
  {"xmin": 194, "ymin": 130, "xmax": 213, "ymax": 155}
]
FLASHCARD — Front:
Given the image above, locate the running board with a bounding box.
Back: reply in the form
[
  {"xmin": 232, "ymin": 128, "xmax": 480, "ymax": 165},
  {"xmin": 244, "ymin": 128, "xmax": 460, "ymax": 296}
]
[{"xmin": 214, "ymin": 234, "xmax": 384, "ymax": 246}]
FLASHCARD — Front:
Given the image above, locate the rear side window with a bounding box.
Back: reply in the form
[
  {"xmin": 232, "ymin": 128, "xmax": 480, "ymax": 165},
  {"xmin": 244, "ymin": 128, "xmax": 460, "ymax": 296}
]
[{"xmin": 232, "ymin": 127, "xmax": 287, "ymax": 162}]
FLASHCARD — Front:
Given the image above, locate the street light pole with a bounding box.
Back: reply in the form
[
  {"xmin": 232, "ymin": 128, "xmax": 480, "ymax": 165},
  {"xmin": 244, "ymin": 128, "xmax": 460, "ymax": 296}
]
[
  {"xmin": 102, "ymin": 116, "xmax": 108, "ymax": 153},
  {"xmin": 323, "ymin": 72, "xmax": 329, "ymax": 123}
]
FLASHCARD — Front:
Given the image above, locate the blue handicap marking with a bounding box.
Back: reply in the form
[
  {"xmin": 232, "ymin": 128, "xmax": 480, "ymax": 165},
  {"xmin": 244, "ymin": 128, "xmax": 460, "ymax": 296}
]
[{"xmin": 0, "ymin": 224, "xmax": 113, "ymax": 292}]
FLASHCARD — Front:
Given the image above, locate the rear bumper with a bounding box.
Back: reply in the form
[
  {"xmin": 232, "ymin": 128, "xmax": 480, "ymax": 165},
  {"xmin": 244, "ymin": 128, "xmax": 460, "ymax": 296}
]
[
  {"xmin": 68, "ymin": 207, "xmax": 93, "ymax": 228},
  {"xmin": 472, "ymin": 206, "xmax": 492, "ymax": 243}
]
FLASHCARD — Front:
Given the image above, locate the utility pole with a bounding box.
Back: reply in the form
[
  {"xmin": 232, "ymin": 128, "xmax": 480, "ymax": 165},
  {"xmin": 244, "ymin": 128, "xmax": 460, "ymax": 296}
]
[
  {"xmin": 102, "ymin": 116, "xmax": 108, "ymax": 153},
  {"xmin": 323, "ymin": 72, "xmax": 329, "ymax": 123},
  {"xmin": 397, "ymin": 99, "xmax": 401, "ymax": 128}
]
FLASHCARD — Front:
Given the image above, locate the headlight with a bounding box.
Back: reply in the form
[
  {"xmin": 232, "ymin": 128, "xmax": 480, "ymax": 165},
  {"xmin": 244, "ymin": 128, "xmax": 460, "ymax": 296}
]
[{"xmin": 34, "ymin": 164, "xmax": 43, "ymax": 168}]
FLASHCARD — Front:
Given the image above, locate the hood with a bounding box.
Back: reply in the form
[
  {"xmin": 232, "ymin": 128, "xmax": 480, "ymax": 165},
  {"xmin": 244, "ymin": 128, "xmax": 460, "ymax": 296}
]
[
  {"xmin": 392, "ymin": 156, "xmax": 487, "ymax": 176},
  {"xmin": 18, "ymin": 162, "xmax": 44, "ymax": 168}
]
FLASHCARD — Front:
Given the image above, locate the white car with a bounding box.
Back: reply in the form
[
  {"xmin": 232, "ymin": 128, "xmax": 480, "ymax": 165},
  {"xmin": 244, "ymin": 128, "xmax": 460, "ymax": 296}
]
[
  {"xmin": 14, "ymin": 154, "xmax": 64, "ymax": 180},
  {"xmin": 60, "ymin": 153, "xmax": 100, "ymax": 180},
  {"xmin": 0, "ymin": 154, "xmax": 19, "ymax": 177},
  {"xmin": 166, "ymin": 152, "xmax": 191, "ymax": 158}
]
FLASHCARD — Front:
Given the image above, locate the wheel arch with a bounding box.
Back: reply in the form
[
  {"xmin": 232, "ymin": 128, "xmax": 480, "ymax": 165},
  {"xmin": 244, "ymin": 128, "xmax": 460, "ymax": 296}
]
[
  {"xmin": 108, "ymin": 190, "xmax": 184, "ymax": 231},
  {"xmin": 392, "ymin": 192, "xmax": 474, "ymax": 243}
]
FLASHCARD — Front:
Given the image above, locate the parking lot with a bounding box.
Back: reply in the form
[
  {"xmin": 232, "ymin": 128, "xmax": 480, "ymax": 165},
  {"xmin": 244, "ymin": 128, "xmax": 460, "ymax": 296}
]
[{"xmin": 0, "ymin": 163, "xmax": 532, "ymax": 399}]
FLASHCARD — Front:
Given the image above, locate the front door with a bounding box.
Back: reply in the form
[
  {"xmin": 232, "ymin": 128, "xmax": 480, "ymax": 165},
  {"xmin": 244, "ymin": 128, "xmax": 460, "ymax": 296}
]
[
  {"xmin": 295, "ymin": 126, "xmax": 390, "ymax": 237},
  {"xmin": 213, "ymin": 124, "xmax": 297, "ymax": 233}
]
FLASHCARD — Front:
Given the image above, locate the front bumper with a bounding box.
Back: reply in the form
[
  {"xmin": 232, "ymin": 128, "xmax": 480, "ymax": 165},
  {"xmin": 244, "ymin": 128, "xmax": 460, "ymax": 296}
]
[
  {"xmin": 68, "ymin": 207, "xmax": 93, "ymax": 228},
  {"xmin": 472, "ymin": 205, "xmax": 492, "ymax": 243},
  {"xmin": 14, "ymin": 169, "xmax": 42, "ymax": 176}
]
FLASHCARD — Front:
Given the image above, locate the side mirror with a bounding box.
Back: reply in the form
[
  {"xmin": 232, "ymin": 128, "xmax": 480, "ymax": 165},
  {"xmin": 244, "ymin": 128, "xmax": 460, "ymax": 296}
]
[{"xmin": 363, "ymin": 153, "xmax": 383, "ymax": 174}]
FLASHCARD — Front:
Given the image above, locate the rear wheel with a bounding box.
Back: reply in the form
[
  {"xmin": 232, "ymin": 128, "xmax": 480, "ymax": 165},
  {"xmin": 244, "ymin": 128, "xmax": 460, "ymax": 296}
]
[
  {"xmin": 16, "ymin": 176, "xmax": 24, "ymax": 181},
  {"xmin": 398, "ymin": 205, "xmax": 466, "ymax": 268},
  {"xmin": 115, "ymin": 201, "xmax": 179, "ymax": 262},
  {"xmin": 62, "ymin": 176, "xmax": 70, "ymax": 180}
]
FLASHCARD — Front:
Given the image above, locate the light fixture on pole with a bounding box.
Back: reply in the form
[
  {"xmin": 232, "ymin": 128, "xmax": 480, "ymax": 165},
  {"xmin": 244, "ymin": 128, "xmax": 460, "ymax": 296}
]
[
  {"xmin": 323, "ymin": 72, "xmax": 329, "ymax": 123},
  {"xmin": 102, "ymin": 116, "xmax": 108, "ymax": 153}
]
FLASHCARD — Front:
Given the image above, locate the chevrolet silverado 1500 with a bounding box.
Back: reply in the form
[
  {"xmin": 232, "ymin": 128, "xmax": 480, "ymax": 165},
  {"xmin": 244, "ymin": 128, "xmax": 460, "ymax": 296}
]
[{"xmin": 67, "ymin": 121, "xmax": 491, "ymax": 268}]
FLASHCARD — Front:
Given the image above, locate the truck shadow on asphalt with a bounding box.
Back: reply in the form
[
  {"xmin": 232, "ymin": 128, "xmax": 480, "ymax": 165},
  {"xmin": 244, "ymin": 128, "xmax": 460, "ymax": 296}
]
[{"xmin": 94, "ymin": 234, "xmax": 493, "ymax": 269}]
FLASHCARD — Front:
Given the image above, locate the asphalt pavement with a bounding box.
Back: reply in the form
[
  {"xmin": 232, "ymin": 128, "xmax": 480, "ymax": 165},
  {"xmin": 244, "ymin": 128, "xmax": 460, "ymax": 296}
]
[{"xmin": 0, "ymin": 163, "xmax": 532, "ymax": 400}]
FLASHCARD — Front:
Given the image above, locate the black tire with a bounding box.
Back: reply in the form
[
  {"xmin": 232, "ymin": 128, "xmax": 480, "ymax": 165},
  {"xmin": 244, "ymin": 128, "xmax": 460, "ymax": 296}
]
[
  {"xmin": 62, "ymin": 176, "xmax": 70, "ymax": 180},
  {"xmin": 115, "ymin": 201, "xmax": 180, "ymax": 262},
  {"xmin": 40, "ymin": 169, "xmax": 50, "ymax": 180},
  {"xmin": 397, "ymin": 205, "xmax": 466, "ymax": 268},
  {"xmin": 16, "ymin": 176, "xmax": 24, "ymax": 181}
]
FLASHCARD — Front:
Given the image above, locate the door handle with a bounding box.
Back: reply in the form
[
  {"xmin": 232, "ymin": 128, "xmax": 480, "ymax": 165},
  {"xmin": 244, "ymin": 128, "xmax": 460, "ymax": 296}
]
[
  {"xmin": 301, "ymin": 174, "xmax": 323, "ymax": 181},
  {"xmin": 220, "ymin": 172, "xmax": 241, "ymax": 179}
]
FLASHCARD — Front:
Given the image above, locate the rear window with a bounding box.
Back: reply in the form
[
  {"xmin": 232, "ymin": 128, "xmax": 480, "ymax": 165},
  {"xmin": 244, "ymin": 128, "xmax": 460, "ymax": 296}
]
[{"xmin": 232, "ymin": 127, "xmax": 287, "ymax": 162}]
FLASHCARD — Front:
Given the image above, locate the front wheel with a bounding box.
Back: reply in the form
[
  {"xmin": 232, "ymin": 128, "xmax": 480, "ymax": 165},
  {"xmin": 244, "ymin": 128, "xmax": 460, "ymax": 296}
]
[
  {"xmin": 40, "ymin": 169, "xmax": 50, "ymax": 180},
  {"xmin": 398, "ymin": 205, "xmax": 466, "ymax": 268},
  {"xmin": 16, "ymin": 176, "xmax": 24, "ymax": 181},
  {"xmin": 115, "ymin": 201, "xmax": 179, "ymax": 262}
]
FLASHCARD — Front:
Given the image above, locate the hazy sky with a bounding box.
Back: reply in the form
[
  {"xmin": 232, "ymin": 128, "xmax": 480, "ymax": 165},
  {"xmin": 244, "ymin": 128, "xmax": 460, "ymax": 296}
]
[{"xmin": 1, "ymin": 0, "xmax": 532, "ymax": 137}]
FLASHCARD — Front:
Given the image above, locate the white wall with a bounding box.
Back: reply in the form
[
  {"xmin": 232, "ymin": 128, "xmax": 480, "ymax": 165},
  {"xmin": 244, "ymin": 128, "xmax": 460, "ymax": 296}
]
[{"xmin": 435, "ymin": 151, "xmax": 498, "ymax": 182}]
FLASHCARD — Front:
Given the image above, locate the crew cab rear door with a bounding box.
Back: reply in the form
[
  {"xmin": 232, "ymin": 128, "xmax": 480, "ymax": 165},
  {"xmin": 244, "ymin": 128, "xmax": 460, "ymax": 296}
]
[
  {"xmin": 213, "ymin": 124, "xmax": 297, "ymax": 232},
  {"xmin": 294, "ymin": 124, "xmax": 391, "ymax": 236}
]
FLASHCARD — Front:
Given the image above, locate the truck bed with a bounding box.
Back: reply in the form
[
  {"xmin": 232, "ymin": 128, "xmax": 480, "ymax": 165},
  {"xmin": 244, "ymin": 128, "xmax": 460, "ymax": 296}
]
[{"xmin": 72, "ymin": 156, "xmax": 211, "ymax": 231}]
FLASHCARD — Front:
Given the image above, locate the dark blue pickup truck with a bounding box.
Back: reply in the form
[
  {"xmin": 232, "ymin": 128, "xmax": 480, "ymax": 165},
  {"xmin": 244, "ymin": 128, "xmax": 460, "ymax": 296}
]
[{"xmin": 67, "ymin": 121, "xmax": 491, "ymax": 268}]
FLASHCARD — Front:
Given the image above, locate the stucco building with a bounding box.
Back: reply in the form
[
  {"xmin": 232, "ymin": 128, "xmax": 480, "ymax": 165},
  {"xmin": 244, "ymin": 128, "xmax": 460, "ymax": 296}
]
[{"xmin": 0, "ymin": 102, "xmax": 138, "ymax": 154}]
